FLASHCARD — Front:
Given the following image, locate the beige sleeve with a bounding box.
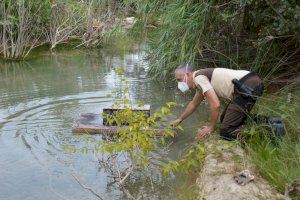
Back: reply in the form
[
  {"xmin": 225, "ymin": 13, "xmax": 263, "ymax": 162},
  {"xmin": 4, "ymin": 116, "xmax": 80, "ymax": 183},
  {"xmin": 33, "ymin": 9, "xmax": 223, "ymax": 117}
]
[{"xmin": 194, "ymin": 75, "xmax": 213, "ymax": 94}]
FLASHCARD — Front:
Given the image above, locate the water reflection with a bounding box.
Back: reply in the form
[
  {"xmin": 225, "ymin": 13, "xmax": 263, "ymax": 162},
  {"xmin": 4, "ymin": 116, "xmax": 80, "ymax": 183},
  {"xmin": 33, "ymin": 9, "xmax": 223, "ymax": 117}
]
[{"xmin": 0, "ymin": 45, "xmax": 208, "ymax": 199}]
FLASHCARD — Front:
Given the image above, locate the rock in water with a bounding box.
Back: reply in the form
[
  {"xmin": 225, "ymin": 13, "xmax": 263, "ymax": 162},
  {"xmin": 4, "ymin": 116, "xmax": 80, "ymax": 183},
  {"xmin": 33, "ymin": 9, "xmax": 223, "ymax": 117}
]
[{"xmin": 197, "ymin": 136, "xmax": 284, "ymax": 200}]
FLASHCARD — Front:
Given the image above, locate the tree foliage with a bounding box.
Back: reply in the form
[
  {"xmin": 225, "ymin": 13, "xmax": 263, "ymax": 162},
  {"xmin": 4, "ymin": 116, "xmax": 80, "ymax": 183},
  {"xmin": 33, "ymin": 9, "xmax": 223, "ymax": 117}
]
[{"xmin": 0, "ymin": 0, "xmax": 131, "ymax": 59}]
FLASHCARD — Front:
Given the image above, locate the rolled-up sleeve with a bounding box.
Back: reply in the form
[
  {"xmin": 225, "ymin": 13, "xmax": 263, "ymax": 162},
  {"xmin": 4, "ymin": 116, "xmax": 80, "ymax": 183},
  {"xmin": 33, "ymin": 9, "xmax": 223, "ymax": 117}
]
[{"xmin": 194, "ymin": 75, "xmax": 213, "ymax": 94}]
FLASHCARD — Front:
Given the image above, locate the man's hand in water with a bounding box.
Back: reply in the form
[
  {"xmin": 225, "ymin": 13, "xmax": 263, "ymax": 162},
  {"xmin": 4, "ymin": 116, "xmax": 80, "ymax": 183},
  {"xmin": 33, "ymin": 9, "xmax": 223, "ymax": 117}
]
[
  {"xmin": 197, "ymin": 125, "xmax": 214, "ymax": 138},
  {"xmin": 170, "ymin": 118, "xmax": 182, "ymax": 127}
]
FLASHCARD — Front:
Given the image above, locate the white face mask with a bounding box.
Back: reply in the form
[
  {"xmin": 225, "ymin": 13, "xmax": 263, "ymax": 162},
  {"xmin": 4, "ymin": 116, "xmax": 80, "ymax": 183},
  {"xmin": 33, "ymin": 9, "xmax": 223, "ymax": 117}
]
[{"xmin": 178, "ymin": 74, "xmax": 189, "ymax": 93}]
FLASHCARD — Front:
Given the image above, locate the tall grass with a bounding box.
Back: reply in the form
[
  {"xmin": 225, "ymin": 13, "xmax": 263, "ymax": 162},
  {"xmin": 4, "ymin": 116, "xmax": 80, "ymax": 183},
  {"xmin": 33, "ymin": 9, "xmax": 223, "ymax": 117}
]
[
  {"xmin": 146, "ymin": 0, "xmax": 215, "ymax": 78},
  {"xmin": 128, "ymin": 0, "xmax": 300, "ymax": 79},
  {"xmin": 246, "ymin": 134, "xmax": 300, "ymax": 193},
  {"xmin": 244, "ymin": 86, "xmax": 300, "ymax": 196}
]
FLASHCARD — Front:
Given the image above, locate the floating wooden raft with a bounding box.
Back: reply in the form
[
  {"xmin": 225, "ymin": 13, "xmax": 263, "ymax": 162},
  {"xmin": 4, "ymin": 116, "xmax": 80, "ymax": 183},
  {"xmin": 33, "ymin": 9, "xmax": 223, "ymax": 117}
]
[
  {"xmin": 72, "ymin": 113, "xmax": 122, "ymax": 135},
  {"xmin": 72, "ymin": 104, "xmax": 176, "ymax": 135},
  {"xmin": 72, "ymin": 113, "xmax": 172, "ymax": 135}
]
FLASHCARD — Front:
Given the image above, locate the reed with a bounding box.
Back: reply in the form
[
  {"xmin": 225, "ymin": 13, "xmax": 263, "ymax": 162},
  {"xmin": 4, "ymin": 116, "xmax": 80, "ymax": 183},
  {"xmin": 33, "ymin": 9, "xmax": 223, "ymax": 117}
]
[
  {"xmin": 244, "ymin": 87, "xmax": 300, "ymax": 196},
  {"xmin": 128, "ymin": 0, "xmax": 300, "ymax": 79}
]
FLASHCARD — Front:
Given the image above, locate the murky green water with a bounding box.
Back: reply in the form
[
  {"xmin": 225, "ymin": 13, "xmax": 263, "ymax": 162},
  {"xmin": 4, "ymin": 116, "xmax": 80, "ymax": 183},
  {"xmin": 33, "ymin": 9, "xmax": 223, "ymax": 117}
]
[{"xmin": 0, "ymin": 44, "xmax": 208, "ymax": 199}]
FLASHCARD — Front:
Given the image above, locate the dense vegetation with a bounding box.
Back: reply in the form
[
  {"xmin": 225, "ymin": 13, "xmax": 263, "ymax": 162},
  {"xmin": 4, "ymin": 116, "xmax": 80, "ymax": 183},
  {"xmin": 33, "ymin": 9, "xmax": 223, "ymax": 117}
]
[
  {"xmin": 0, "ymin": 0, "xmax": 129, "ymax": 59},
  {"xmin": 127, "ymin": 0, "xmax": 300, "ymax": 196},
  {"xmin": 128, "ymin": 0, "xmax": 299, "ymax": 79},
  {"xmin": 244, "ymin": 87, "xmax": 300, "ymax": 195},
  {"xmin": 2, "ymin": 0, "xmax": 299, "ymax": 72},
  {"xmin": 1, "ymin": 0, "xmax": 300, "ymax": 198}
]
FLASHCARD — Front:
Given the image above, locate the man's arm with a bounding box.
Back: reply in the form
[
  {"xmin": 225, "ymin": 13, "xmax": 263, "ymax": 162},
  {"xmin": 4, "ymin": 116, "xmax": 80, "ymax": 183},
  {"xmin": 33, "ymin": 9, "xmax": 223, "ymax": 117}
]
[
  {"xmin": 205, "ymin": 89, "xmax": 220, "ymax": 127},
  {"xmin": 179, "ymin": 91, "xmax": 204, "ymax": 121},
  {"xmin": 197, "ymin": 88, "xmax": 220, "ymax": 137},
  {"xmin": 171, "ymin": 91, "xmax": 203, "ymax": 126}
]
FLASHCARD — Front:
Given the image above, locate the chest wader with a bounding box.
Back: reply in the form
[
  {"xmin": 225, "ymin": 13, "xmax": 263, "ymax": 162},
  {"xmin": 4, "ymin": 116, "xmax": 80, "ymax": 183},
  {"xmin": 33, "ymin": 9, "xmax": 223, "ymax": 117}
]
[
  {"xmin": 232, "ymin": 72, "xmax": 264, "ymax": 112},
  {"xmin": 232, "ymin": 73, "xmax": 286, "ymax": 141},
  {"xmin": 220, "ymin": 72, "xmax": 264, "ymax": 141}
]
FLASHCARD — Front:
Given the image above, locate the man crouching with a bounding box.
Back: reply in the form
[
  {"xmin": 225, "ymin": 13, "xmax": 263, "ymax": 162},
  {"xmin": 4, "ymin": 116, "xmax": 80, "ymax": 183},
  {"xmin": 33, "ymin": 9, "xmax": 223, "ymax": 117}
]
[{"xmin": 170, "ymin": 64, "xmax": 264, "ymax": 141}]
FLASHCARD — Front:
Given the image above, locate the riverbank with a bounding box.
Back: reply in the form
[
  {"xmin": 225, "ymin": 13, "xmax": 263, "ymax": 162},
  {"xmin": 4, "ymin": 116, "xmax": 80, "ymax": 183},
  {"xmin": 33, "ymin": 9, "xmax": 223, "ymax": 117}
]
[
  {"xmin": 194, "ymin": 87, "xmax": 300, "ymax": 199},
  {"xmin": 1, "ymin": 1, "xmax": 299, "ymax": 198},
  {"xmin": 124, "ymin": 2, "xmax": 300, "ymax": 197},
  {"xmin": 197, "ymin": 136, "xmax": 284, "ymax": 200},
  {"xmin": 0, "ymin": 0, "xmax": 138, "ymax": 60}
]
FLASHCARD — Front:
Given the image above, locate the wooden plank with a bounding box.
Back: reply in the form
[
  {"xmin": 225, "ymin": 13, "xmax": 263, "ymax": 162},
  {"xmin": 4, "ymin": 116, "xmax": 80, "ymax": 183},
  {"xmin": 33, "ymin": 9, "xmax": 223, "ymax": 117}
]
[
  {"xmin": 72, "ymin": 113, "xmax": 118, "ymax": 135},
  {"xmin": 72, "ymin": 113, "xmax": 176, "ymax": 136}
]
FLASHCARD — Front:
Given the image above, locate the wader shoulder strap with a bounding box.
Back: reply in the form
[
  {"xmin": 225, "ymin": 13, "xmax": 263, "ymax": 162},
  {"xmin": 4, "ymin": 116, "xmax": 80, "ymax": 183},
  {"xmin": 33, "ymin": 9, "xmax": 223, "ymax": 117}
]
[
  {"xmin": 238, "ymin": 71, "xmax": 257, "ymax": 84},
  {"xmin": 194, "ymin": 68, "xmax": 215, "ymax": 81},
  {"xmin": 194, "ymin": 70, "xmax": 202, "ymax": 78},
  {"xmin": 232, "ymin": 71, "xmax": 261, "ymax": 111}
]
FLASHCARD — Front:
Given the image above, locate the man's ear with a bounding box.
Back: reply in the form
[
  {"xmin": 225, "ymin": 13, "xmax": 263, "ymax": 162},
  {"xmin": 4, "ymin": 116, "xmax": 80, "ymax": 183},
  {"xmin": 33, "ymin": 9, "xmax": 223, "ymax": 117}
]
[{"xmin": 187, "ymin": 71, "xmax": 194, "ymax": 78}]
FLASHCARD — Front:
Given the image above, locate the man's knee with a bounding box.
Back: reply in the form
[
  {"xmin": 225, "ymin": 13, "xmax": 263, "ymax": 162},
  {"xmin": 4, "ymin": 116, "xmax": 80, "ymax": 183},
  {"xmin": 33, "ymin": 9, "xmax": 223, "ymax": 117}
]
[
  {"xmin": 220, "ymin": 126, "xmax": 243, "ymax": 141},
  {"xmin": 220, "ymin": 127, "xmax": 236, "ymax": 141}
]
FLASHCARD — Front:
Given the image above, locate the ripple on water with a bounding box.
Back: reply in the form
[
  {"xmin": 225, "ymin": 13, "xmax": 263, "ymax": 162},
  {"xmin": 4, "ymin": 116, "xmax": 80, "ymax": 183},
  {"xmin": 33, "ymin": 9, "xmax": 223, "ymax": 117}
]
[{"xmin": 0, "ymin": 48, "xmax": 201, "ymax": 199}]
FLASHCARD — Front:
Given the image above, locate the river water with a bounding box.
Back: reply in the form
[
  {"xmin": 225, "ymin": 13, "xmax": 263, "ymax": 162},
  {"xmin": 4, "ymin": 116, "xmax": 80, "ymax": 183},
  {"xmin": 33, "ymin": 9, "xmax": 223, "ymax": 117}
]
[{"xmin": 0, "ymin": 44, "xmax": 208, "ymax": 199}]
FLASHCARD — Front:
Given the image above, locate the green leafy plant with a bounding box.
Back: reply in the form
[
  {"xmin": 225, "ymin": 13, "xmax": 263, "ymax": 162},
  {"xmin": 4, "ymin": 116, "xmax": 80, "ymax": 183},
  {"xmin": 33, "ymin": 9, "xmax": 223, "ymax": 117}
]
[
  {"xmin": 162, "ymin": 142, "xmax": 207, "ymax": 174},
  {"xmin": 99, "ymin": 68, "xmax": 180, "ymax": 170},
  {"xmin": 63, "ymin": 67, "xmax": 208, "ymax": 198}
]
